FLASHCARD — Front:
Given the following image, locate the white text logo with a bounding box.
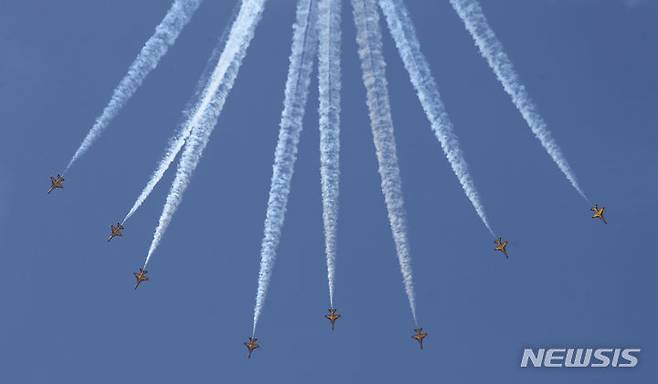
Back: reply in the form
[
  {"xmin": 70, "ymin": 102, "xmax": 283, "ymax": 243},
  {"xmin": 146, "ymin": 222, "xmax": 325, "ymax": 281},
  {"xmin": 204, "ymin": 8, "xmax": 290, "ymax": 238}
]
[{"xmin": 521, "ymin": 348, "xmax": 640, "ymax": 368}]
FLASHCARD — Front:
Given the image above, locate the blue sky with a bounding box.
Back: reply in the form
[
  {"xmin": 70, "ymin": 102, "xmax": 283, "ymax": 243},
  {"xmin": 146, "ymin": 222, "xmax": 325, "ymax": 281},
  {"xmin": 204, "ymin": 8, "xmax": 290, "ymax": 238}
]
[{"xmin": 1, "ymin": 0, "xmax": 657, "ymax": 382}]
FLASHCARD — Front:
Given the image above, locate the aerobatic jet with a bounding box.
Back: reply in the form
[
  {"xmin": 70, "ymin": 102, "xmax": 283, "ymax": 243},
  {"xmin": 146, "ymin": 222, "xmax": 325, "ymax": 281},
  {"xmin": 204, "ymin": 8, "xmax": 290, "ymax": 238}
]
[
  {"xmin": 107, "ymin": 223, "xmax": 125, "ymax": 242},
  {"xmin": 324, "ymin": 308, "xmax": 341, "ymax": 331},
  {"xmin": 133, "ymin": 268, "xmax": 149, "ymax": 290},
  {"xmin": 412, "ymin": 328, "xmax": 428, "ymax": 350},
  {"xmin": 244, "ymin": 337, "xmax": 260, "ymax": 359},
  {"xmin": 591, "ymin": 204, "xmax": 607, "ymax": 224},
  {"xmin": 48, "ymin": 175, "xmax": 64, "ymax": 194},
  {"xmin": 494, "ymin": 237, "xmax": 509, "ymax": 259}
]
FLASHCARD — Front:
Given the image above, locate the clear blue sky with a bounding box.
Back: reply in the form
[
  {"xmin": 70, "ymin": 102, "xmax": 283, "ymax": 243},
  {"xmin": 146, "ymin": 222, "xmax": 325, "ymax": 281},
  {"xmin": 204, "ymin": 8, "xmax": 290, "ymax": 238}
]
[{"xmin": 1, "ymin": 0, "xmax": 656, "ymax": 382}]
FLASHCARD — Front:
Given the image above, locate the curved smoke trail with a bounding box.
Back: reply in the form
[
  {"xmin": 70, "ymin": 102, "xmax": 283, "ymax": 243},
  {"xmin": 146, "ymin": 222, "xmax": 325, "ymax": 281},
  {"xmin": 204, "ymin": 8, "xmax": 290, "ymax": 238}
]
[
  {"xmin": 143, "ymin": 0, "xmax": 268, "ymax": 268},
  {"xmin": 317, "ymin": 0, "xmax": 342, "ymax": 308},
  {"xmin": 352, "ymin": 0, "xmax": 417, "ymax": 324},
  {"xmin": 252, "ymin": 0, "xmax": 319, "ymax": 336},
  {"xmin": 379, "ymin": 0, "xmax": 494, "ymax": 237},
  {"xmin": 122, "ymin": 1, "xmax": 241, "ymax": 224},
  {"xmin": 450, "ymin": 0, "xmax": 588, "ymax": 201},
  {"xmin": 64, "ymin": 0, "xmax": 203, "ymax": 173}
]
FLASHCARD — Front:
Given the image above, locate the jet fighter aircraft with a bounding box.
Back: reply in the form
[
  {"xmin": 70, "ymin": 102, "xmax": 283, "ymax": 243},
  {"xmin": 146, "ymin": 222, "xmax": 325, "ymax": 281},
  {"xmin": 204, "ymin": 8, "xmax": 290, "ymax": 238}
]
[
  {"xmin": 244, "ymin": 337, "xmax": 259, "ymax": 359},
  {"xmin": 107, "ymin": 223, "xmax": 125, "ymax": 242},
  {"xmin": 412, "ymin": 328, "xmax": 428, "ymax": 350},
  {"xmin": 324, "ymin": 308, "xmax": 341, "ymax": 331},
  {"xmin": 48, "ymin": 175, "xmax": 64, "ymax": 194},
  {"xmin": 133, "ymin": 268, "xmax": 149, "ymax": 290},
  {"xmin": 494, "ymin": 237, "xmax": 509, "ymax": 259},
  {"xmin": 591, "ymin": 204, "xmax": 607, "ymax": 224}
]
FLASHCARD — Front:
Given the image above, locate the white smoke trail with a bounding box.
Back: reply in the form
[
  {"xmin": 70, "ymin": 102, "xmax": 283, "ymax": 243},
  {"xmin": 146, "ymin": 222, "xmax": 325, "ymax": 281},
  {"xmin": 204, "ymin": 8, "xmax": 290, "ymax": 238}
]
[
  {"xmin": 450, "ymin": 0, "xmax": 588, "ymax": 201},
  {"xmin": 252, "ymin": 0, "xmax": 319, "ymax": 335},
  {"xmin": 317, "ymin": 0, "xmax": 342, "ymax": 308},
  {"xmin": 121, "ymin": 2, "xmax": 241, "ymax": 224},
  {"xmin": 378, "ymin": 0, "xmax": 494, "ymax": 237},
  {"xmin": 143, "ymin": 0, "xmax": 268, "ymax": 268},
  {"xmin": 64, "ymin": 0, "xmax": 203, "ymax": 173},
  {"xmin": 352, "ymin": 0, "xmax": 417, "ymax": 324}
]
